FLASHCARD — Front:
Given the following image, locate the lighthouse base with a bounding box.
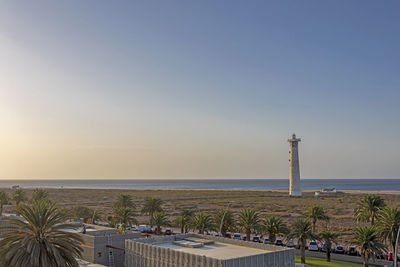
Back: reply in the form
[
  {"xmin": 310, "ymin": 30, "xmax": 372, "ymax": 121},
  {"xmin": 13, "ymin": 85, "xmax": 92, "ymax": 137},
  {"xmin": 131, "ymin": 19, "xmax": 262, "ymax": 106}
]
[{"xmin": 289, "ymin": 191, "xmax": 302, "ymax": 197}]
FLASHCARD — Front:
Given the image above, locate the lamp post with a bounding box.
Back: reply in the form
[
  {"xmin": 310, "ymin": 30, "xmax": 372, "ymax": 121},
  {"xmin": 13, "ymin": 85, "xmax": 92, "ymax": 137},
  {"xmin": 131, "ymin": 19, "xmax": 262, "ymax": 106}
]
[
  {"xmin": 219, "ymin": 201, "xmax": 234, "ymax": 237},
  {"xmin": 394, "ymin": 226, "xmax": 400, "ymax": 267}
]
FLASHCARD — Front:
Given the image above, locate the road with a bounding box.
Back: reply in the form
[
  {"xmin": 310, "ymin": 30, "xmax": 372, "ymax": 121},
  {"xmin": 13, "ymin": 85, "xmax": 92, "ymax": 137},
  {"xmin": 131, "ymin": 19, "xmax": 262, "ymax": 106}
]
[{"xmin": 295, "ymin": 249, "xmax": 393, "ymax": 267}]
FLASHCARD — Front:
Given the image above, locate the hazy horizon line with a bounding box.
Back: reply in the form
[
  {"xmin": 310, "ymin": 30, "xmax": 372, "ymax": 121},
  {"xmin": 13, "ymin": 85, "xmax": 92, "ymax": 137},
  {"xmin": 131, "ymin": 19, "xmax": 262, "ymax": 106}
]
[{"xmin": 0, "ymin": 177, "xmax": 399, "ymax": 181}]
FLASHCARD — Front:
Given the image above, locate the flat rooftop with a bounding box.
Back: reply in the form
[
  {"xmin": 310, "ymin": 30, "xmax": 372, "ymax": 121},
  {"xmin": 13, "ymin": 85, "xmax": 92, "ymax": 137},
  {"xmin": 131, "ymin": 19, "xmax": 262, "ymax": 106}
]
[{"xmin": 154, "ymin": 241, "xmax": 272, "ymax": 260}]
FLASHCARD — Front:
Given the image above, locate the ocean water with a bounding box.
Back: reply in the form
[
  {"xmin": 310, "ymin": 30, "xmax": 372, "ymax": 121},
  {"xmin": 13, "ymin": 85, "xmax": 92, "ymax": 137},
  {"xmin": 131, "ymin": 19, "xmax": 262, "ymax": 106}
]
[{"xmin": 0, "ymin": 179, "xmax": 399, "ymax": 191}]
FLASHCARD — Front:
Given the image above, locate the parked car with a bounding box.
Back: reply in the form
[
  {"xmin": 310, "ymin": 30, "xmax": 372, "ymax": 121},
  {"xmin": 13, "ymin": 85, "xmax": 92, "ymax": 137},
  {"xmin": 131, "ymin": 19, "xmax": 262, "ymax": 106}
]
[
  {"xmin": 334, "ymin": 245, "xmax": 345, "ymax": 254},
  {"xmin": 138, "ymin": 225, "xmax": 148, "ymax": 233},
  {"xmin": 286, "ymin": 240, "xmax": 295, "ymax": 248},
  {"xmin": 242, "ymin": 236, "xmax": 247, "ymax": 241},
  {"xmin": 347, "ymin": 246, "xmax": 358, "ymax": 256},
  {"xmin": 164, "ymin": 228, "xmax": 172, "ymax": 235},
  {"xmin": 275, "ymin": 239, "xmax": 284, "ymax": 246},
  {"xmin": 264, "ymin": 238, "xmax": 270, "ymax": 244},
  {"xmin": 252, "ymin": 236, "xmax": 261, "ymax": 243},
  {"xmin": 233, "ymin": 233, "xmax": 241, "ymax": 240},
  {"xmin": 224, "ymin": 233, "xmax": 232, "ymax": 238},
  {"xmin": 387, "ymin": 251, "xmax": 400, "ymax": 261},
  {"xmin": 308, "ymin": 241, "xmax": 319, "ymax": 252}
]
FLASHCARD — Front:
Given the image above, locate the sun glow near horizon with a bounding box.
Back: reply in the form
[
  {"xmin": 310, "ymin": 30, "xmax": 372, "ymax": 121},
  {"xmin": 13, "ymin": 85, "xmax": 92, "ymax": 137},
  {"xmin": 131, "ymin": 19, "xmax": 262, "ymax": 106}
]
[{"xmin": 0, "ymin": 1, "xmax": 399, "ymax": 180}]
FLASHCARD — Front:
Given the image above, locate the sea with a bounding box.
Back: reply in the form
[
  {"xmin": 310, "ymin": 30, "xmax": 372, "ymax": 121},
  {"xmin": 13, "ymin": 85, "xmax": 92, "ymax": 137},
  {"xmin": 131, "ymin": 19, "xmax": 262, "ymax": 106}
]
[{"xmin": 0, "ymin": 179, "xmax": 399, "ymax": 191}]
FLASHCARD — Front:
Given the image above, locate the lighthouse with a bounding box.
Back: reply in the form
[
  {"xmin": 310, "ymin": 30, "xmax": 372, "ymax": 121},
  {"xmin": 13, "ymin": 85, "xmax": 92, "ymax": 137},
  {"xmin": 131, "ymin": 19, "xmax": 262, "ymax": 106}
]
[{"xmin": 288, "ymin": 133, "xmax": 302, "ymax": 197}]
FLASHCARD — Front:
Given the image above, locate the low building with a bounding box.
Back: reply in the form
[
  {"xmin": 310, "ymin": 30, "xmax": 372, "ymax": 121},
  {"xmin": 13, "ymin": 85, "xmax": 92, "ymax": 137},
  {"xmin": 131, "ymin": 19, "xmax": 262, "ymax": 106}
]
[
  {"xmin": 79, "ymin": 224, "xmax": 142, "ymax": 267},
  {"xmin": 125, "ymin": 234, "xmax": 294, "ymax": 267}
]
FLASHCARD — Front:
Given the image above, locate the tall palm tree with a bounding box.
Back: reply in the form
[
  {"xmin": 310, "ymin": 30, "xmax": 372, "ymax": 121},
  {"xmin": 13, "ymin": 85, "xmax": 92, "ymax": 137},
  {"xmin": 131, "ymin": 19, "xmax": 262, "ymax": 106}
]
[
  {"xmin": 176, "ymin": 209, "xmax": 194, "ymax": 233},
  {"xmin": 114, "ymin": 207, "xmax": 137, "ymax": 226},
  {"xmin": 289, "ymin": 218, "xmax": 317, "ymax": 264},
  {"xmin": 238, "ymin": 209, "xmax": 260, "ymax": 241},
  {"xmin": 30, "ymin": 188, "xmax": 50, "ymax": 203},
  {"xmin": 306, "ymin": 205, "xmax": 329, "ymax": 232},
  {"xmin": 0, "ymin": 200, "xmax": 83, "ymax": 267},
  {"xmin": 141, "ymin": 197, "xmax": 163, "ymax": 228},
  {"xmin": 354, "ymin": 194, "xmax": 386, "ymax": 225},
  {"xmin": 152, "ymin": 211, "xmax": 170, "ymax": 234},
  {"xmin": 215, "ymin": 209, "xmax": 235, "ymax": 237},
  {"xmin": 375, "ymin": 207, "xmax": 400, "ymax": 261},
  {"xmin": 319, "ymin": 230, "xmax": 339, "ymax": 262},
  {"xmin": 352, "ymin": 226, "xmax": 386, "ymax": 267},
  {"xmin": 0, "ymin": 191, "xmax": 9, "ymax": 215},
  {"xmin": 114, "ymin": 194, "xmax": 135, "ymax": 209},
  {"xmin": 191, "ymin": 213, "xmax": 214, "ymax": 234},
  {"xmin": 13, "ymin": 189, "xmax": 28, "ymax": 215},
  {"xmin": 263, "ymin": 215, "xmax": 288, "ymax": 243}
]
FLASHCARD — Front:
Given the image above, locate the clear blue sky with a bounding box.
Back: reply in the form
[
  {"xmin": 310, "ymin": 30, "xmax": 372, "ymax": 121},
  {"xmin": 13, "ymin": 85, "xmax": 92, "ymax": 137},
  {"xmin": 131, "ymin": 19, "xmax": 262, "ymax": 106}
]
[{"xmin": 0, "ymin": 1, "xmax": 399, "ymax": 179}]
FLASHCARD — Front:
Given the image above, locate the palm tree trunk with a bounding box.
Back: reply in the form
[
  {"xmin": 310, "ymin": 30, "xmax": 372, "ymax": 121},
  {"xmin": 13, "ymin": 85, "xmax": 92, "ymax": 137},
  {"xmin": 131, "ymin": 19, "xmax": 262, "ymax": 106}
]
[
  {"xmin": 149, "ymin": 212, "xmax": 153, "ymax": 228},
  {"xmin": 246, "ymin": 230, "xmax": 251, "ymax": 242},
  {"xmin": 363, "ymin": 252, "xmax": 368, "ymax": 267},
  {"xmin": 15, "ymin": 202, "xmax": 20, "ymax": 216},
  {"xmin": 312, "ymin": 219, "xmax": 316, "ymax": 232},
  {"xmin": 370, "ymin": 216, "xmax": 374, "ymax": 226},
  {"xmin": 181, "ymin": 223, "xmax": 184, "ymax": 234},
  {"xmin": 300, "ymin": 238, "xmax": 306, "ymax": 264},
  {"xmin": 270, "ymin": 233, "xmax": 276, "ymax": 243},
  {"xmin": 326, "ymin": 248, "xmax": 331, "ymax": 262},
  {"xmin": 222, "ymin": 229, "xmax": 226, "ymax": 237},
  {"xmin": 0, "ymin": 204, "xmax": 3, "ymax": 215}
]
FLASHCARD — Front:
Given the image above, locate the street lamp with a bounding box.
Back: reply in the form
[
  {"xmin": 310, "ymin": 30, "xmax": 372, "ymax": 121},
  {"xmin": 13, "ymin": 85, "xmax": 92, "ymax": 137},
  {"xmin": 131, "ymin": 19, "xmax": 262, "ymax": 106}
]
[
  {"xmin": 394, "ymin": 226, "xmax": 400, "ymax": 267},
  {"xmin": 219, "ymin": 201, "xmax": 234, "ymax": 237}
]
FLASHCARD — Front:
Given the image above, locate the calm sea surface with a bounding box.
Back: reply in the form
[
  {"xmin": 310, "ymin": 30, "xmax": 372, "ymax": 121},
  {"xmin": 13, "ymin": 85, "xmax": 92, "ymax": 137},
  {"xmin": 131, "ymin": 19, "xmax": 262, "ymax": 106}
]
[{"xmin": 0, "ymin": 179, "xmax": 399, "ymax": 191}]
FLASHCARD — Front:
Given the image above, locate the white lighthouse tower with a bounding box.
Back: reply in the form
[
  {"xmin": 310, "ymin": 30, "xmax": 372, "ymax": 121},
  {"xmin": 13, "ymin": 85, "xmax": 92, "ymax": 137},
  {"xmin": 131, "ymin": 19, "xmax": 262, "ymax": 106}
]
[{"xmin": 288, "ymin": 133, "xmax": 302, "ymax": 197}]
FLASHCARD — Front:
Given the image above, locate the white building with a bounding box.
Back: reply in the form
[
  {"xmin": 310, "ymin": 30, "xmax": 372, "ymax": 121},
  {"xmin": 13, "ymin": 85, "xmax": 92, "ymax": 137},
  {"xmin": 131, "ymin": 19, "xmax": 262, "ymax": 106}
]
[{"xmin": 125, "ymin": 234, "xmax": 294, "ymax": 267}]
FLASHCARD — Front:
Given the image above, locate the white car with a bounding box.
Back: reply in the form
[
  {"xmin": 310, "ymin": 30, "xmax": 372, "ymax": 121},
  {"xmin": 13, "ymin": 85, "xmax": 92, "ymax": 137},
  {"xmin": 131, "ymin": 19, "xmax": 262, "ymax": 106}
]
[
  {"xmin": 308, "ymin": 241, "xmax": 319, "ymax": 251},
  {"xmin": 233, "ymin": 233, "xmax": 241, "ymax": 240}
]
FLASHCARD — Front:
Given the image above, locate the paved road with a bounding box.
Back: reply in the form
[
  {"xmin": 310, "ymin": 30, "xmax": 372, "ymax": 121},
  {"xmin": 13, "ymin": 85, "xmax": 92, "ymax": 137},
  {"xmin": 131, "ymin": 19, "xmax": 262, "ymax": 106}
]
[{"xmin": 295, "ymin": 249, "xmax": 393, "ymax": 267}]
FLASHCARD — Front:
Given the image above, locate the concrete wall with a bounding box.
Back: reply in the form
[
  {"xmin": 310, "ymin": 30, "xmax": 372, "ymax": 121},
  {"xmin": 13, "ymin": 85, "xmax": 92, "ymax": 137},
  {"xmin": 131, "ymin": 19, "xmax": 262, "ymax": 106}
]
[
  {"xmin": 125, "ymin": 234, "xmax": 294, "ymax": 267},
  {"xmin": 80, "ymin": 232, "xmax": 142, "ymax": 267}
]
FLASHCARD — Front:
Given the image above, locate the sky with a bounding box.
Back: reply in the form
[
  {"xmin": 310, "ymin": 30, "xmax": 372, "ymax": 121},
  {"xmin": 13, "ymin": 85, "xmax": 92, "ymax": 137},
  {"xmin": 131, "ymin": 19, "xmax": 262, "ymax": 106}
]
[{"xmin": 0, "ymin": 1, "xmax": 399, "ymax": 180}]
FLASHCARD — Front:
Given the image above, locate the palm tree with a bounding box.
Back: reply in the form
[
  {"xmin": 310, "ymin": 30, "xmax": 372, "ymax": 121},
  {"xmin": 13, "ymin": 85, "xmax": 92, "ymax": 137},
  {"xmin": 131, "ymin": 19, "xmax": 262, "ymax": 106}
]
[
  {"xmin": 376, "ymin": 207, "xmax": 400, "ymax": 260},
  {"xmin": 0, "ymin": 200, "xmax": 83, "ymax": 267},
  {"xmin": 13, "ymin": 189, "xmax": 27, "ymax": 215},
  {"xmin": 0, "ymin": 191, "xmax": 9, "ymax": 215},
  {"xmin": 354, "ymin": 194, "xmax": 386, "ymax": 225},
  {"xmin": 238, "ymin": 209, "xmax": 260, "ymax": 241},
  {"xmin": 215, "ymin": 209, "xmax": 235, "ymax": 237},
  {"xmin": 319, "ymin": 230, "xmax": 339, "ymax": 262},
  {"xmin": 306, "ymin": 205, "xmax": 329, "ymax": 232},
  {"xmin": 289, "ymin": 218, "xmax": 317, "ymax": 264},
  {"xmin": 114, "ymin": 207, "xmax": 137, "ymax": 226},
  {"xmin": 70, "ymin": 206, "xmax": 96, "ymax": 223},
  {"xmin": 114, "ymin": 194, "xmax": 135, "ymax": 209},
  {"xmin": 153, "ymin": 211, "xmax": 170, "ymax": 234},
  {"xmin": 176, "ymin": 209, "xmax": 194, "ymax": 233},
  {"xmin": 30, "ymin": 188, "xmax": 50, "ymax": 203},
  {"xmin": 352, "ymin": 226, "xmax": 386, "ymax": 267},
  {"xmin": 263, "ymin": 215, "xmax": 288, "ymax": 243},
  {"xmin": 141, "ymin": 197, "xmax": 163, "ymax": 228},
  {"xmin": 191, "ymin": 213, "xmax": 214, "ymax": 234}
]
